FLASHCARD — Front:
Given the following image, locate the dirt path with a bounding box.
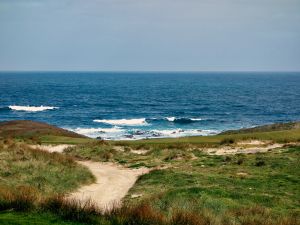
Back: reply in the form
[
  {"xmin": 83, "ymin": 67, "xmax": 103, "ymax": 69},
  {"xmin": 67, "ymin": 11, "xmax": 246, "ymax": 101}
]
[
  {"xmin": 32, "ymin": 144, "xmax": 149, "ymax": 210},
  {"xmin": 70, "ymin": 161, "xmax": 149, "ymax": 211},
  {"xmin": 33, "ymin": 141, "xmax": 286, "ymax": 209}
]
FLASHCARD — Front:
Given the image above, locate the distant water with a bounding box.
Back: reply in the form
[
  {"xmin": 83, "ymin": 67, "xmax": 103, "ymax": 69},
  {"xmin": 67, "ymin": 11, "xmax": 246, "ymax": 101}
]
[{"xmin": 0, "ymin": 72, "xmax": 299, "ymax": 140}]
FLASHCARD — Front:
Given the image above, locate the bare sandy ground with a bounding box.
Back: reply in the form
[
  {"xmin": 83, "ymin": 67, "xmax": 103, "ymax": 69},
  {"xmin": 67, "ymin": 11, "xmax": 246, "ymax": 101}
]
[
  {"xmin": 30, "ymin": 144, "xmax": 74, "ymax": 153},
  {"xmin": 69, "ymin": 161, "xmax": 149, "ymax": 211},
  {"xmin": 204, "ymin": 141, "xmax": 284, "ymax": 155},
  {"xmin": 32, "ymin": 144, "xmax": 149, "ymax": 210}
]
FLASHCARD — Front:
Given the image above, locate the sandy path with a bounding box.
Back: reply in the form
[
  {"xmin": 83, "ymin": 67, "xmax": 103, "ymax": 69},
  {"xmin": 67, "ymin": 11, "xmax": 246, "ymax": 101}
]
[
  {"xmin": 69, "ymin": 161, "xmax": 149, "ymax": 211},
  {"xmin": 32, "ymin": 144, "xmax": 149, "ymax": 210},
  {"xmin": 33, "ymin": 141, "xmax": 285, "ymax": 209}
]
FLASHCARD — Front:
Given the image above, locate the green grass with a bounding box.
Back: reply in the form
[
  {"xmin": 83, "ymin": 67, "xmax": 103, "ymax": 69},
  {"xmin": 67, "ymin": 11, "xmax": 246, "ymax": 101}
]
[
  {"xmin": 0, "ymin": 120, "xmax": 91, "ymax": 145},
  {"xmin": 221, "ymin": 121, "xmax": 300, "ymax": 134},
  {"xmin": 0, "ymin": 211, "xmax": 84, "ymax": 225},
  {"xmin": 125, "ymin": 146, "xmax": 300, "ymax": 216},
  {"xmin": 0, "ymin": 193, "xmax": 298, "ymax": 225},
  {"xmin": 40, "ymin": 135, "xmax": 92, "ymax": 145},
  {"xmin": 65, "ymin": 129, "xmax": 300, "ymax": 169},
  {"xmin": 35, "ymin": 127, "xmax": 300, "ymax": 147},
  {"xmin": 61, "ymin": 126, "xmax": 300, "ymax": 222},
  {"xmin": 0, "ymin": 141, "xmax": 95, "ymax": 196},
  {"xmin": 115, "ymin": 128, "xmax": 300, "ymax": 147},
  {"xmin": 1, "ymin": 195, "xmax": 298, "ymax": 225},
  {"xmin": 1, "ymin": 121, "xmax": 300, "ymax": 224},
  {"xmin": 0, "ymin": 120, "xmax": 85, "ymax": 140},
  {"xmin": 1, "ymin": 142, "xmax": 299, "ymax": 224}
]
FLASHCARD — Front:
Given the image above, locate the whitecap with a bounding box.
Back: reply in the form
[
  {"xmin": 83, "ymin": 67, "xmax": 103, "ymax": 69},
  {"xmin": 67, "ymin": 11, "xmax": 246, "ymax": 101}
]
[
  {"xmin": 68, "ymin": 126, "xmax": 220, "ymax": 140},
  {"xmin": 93, "ymin": 118, "xmax": 148, "ymax": 126},
  {"xmin": 150, "ymin": 129, "xmax": 218, "ymax": 138},
  {"xmin": 165, "ymin": 117, "xmax": 176, "ymax": 122},
  {"xmin": 165, "ymin": 117, "xmax": 202, "ymax": 123},
  {"xmin": 190, "ymin": 118, "xmax": 202, "ymax": 121},
  {"xmin": 68, "ymin": 126, "xmax": 124, "ymax": 138},
  {"xmin": 9, "ymin": 105, "xmax": 59, "ymax": 112}
]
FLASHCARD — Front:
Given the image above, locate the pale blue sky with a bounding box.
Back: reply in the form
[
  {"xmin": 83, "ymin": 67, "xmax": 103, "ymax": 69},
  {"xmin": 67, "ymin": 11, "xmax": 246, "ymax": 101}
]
[{"xmin": 0, "ymin": 0, "xmax": 299, "ymax": 71}]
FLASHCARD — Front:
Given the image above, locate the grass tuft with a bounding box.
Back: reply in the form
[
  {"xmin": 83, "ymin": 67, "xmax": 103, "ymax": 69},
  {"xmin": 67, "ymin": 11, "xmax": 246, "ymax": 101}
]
[
  {"xmin": 42, "ymin": 196, "xmax": 99, "ymax": 223},
  {"xmin": 0, "ymin": 185, "xmax": 37, "ymax": 211}
]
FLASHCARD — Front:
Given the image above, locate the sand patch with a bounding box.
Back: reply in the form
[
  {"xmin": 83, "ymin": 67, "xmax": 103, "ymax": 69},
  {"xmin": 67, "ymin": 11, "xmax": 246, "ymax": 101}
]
[
  {"xmin": 204, "ymin": 143, "xmax": 283, "ymax": 155},
  {"xmin": 30, "ymin": 144, "xmax": 74, "ymax": 153},
  {"xmin": 68, "ymin": 161, "xmax": 149, "ymax": 211},
  {"xmin": 130, "ymin": 149, "xmax": 149, "ymax": 155}
]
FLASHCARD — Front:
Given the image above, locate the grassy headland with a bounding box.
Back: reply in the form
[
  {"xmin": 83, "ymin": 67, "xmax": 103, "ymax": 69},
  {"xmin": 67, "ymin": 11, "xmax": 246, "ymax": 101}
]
[
  {"xmin": 0, "ymin": 120, "xmax": 90, "ymax": 144},
  {"xmin": 0, "ymin": 120, "xmax": 299, "ymax": 225}
]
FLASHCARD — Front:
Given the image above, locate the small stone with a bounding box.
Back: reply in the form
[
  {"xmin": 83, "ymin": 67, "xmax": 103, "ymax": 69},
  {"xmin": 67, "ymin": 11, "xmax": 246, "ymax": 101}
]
[{"xmin": 131, "ymin": 194, "xmax": 143, "ymax": 198}]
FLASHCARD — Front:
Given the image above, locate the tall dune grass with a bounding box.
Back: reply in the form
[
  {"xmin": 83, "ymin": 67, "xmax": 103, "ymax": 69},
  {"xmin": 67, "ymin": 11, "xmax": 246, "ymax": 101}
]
[
  {"xmin": 0, "ymin": 140, "xmax": 95, "ymax": 195},
  {"xmin": 0, "ymin": 189, "xmax": 298, "ymax": 225}
]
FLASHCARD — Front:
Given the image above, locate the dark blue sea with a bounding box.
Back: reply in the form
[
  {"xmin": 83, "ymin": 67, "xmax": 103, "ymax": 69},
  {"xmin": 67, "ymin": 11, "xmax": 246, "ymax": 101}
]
[{"xmin": 0, "ymin": 72, "xmax": 299, "ymax": 140}]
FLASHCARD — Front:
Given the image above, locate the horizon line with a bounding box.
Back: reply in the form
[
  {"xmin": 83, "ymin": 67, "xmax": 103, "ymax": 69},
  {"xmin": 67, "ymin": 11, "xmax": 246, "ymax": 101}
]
[{"xmin": 0, "ymin": 70, "xmax": 300, "ymax": 73}]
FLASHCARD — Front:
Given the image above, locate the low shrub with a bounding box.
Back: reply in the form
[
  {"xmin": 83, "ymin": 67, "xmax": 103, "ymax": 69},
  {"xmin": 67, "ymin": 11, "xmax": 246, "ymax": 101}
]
[{"xmin": 220, "ymin": 138, "xmax": 235, "ymax": 145}]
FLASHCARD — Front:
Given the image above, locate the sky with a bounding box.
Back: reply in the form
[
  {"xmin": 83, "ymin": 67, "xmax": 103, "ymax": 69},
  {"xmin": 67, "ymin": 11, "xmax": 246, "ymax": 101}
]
[{"xmin": 0, "ymin": 0, "xmax": 299, "ymax": 71}]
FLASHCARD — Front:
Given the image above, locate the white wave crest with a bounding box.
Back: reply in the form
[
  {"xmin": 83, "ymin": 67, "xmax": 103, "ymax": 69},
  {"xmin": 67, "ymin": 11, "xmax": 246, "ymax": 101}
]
[
  {"xmin": 93, "ymin": 118, "xmax": 148, "ymax": 126},
  {"xmin": 69, "ymin": 126, "xmax": 124, "ymax": 138},
  {"xmin": 151, "ymin": 129, "xmax": 216, "ymax": 138},
  {"xmin": 165, "ymin": 117, "xmax": 202, "ymax": 122},
  {"xmin": 190, "ymin": 118, "xmax": 202, "ymax": 121},
  {"xmin": 9, "ymin": 105, "xmax": 58, "ymax": 112},
  {"xmin": 68, "ymin": 126, "xmax": 219, "ymax": 140},
  {"xmin": 165, "ymin": 117, "xmax": 176, "ymax": 122}
]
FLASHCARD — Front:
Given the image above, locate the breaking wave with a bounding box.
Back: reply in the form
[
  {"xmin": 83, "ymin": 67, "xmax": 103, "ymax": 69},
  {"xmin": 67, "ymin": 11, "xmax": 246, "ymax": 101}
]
[
  {"xmin": 68, "ymin": 126, "xmax": 125, "ymax": 139},
  {"xmin": 165, "ymin": 117, "xmax": 202, "ymax": 123},
  {"xmin": 145, "ymin": 129, "xmax": 218, "ymax": 138},
  {"xmin": 93, "ymin": 118, "xmax": 148, "ymax": 126},
  {"xmin": 69, "ymin": 126, "xmax": 219, "ymax": 140},
  {"xmin": 8, "ymin": 105, "xmax": 59, "ymax": 112}
]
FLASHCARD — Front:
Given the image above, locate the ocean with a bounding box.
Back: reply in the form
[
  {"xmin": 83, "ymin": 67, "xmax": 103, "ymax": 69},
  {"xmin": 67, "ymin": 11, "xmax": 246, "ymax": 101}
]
[{"xmin": 0, "ymin": 72, "xmax": 299, "ymax": 140}]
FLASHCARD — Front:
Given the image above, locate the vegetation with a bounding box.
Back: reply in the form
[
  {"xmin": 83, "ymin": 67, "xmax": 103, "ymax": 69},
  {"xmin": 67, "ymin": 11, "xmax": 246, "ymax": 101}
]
[
  {"xmin": 0, "ymin": 120, "xmax": 299, "ymax": 224},
  {"xmin": 65, "ymin": 129, "xmax": 300, "ymax": 169},
  {"xmin": 40, "ymin": 135, "xmax": 92, "ymax": 145},
  {"xmin": 0, "ymin": 140, "xmax": 95, "ymax": 196},
  {"xmin": 0, "ymin": 211, "xmax": 83, "ymax": 225},
  {"xmin": 0, "ymin": 120, "xmax": 88, "ymax": 144},
  {"xmin": 125, "ymin": 147, "xmax": 300, "ymax": 215},
  {"xmin": 0, "ymin": 181, "xmax": 298, "ymax": 225},
  {"xmin": 0, "ymin": 188, "xmax": 298, "ymax": 225},
  {"xmin": 63, "ymin": 125, "xmax": 300, "ymax": 224},
  {"xmin": 115, "ymin": 128, "xmax": 300, "ymax": 149},
  {"xmin": 221, "ymin": 121, "xmax": 300, "ymax": 135}
]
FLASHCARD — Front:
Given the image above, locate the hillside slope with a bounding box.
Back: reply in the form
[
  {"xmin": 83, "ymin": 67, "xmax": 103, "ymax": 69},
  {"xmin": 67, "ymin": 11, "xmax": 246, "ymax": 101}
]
[
  {"xmin": 220, "ymin": 121, "xmax": 300, "ymax": 135},
  {"xmin": 0, "ymin": 120, "xmax": 85, "ymax": 139}
]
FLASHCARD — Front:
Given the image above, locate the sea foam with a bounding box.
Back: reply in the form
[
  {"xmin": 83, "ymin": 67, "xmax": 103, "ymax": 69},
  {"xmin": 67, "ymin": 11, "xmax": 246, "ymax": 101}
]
[
  {"xmin": 151, "ymin": 129, "xmax": 217, "ymax": 138},
  {"xmin": 93, "ymin": 118, "xmax": 148, "ymax": 126},
  {"xmin": 9, "ymin": 105, "xmax": 59, "ymax": 112},
  {"xmin": 69, "ymin": 127, "xmax": 124, "ymax": 139},
  {"xmin": 69, "ymin": 126, "xmax": 219, "ymax": 140},
  {"xmin": 166, "ymin": 117, "xmax": 176, "ymax": 122},
  {"xmin": 165, "ymin": 117, "xmax": 202, "ymax": 123}
]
